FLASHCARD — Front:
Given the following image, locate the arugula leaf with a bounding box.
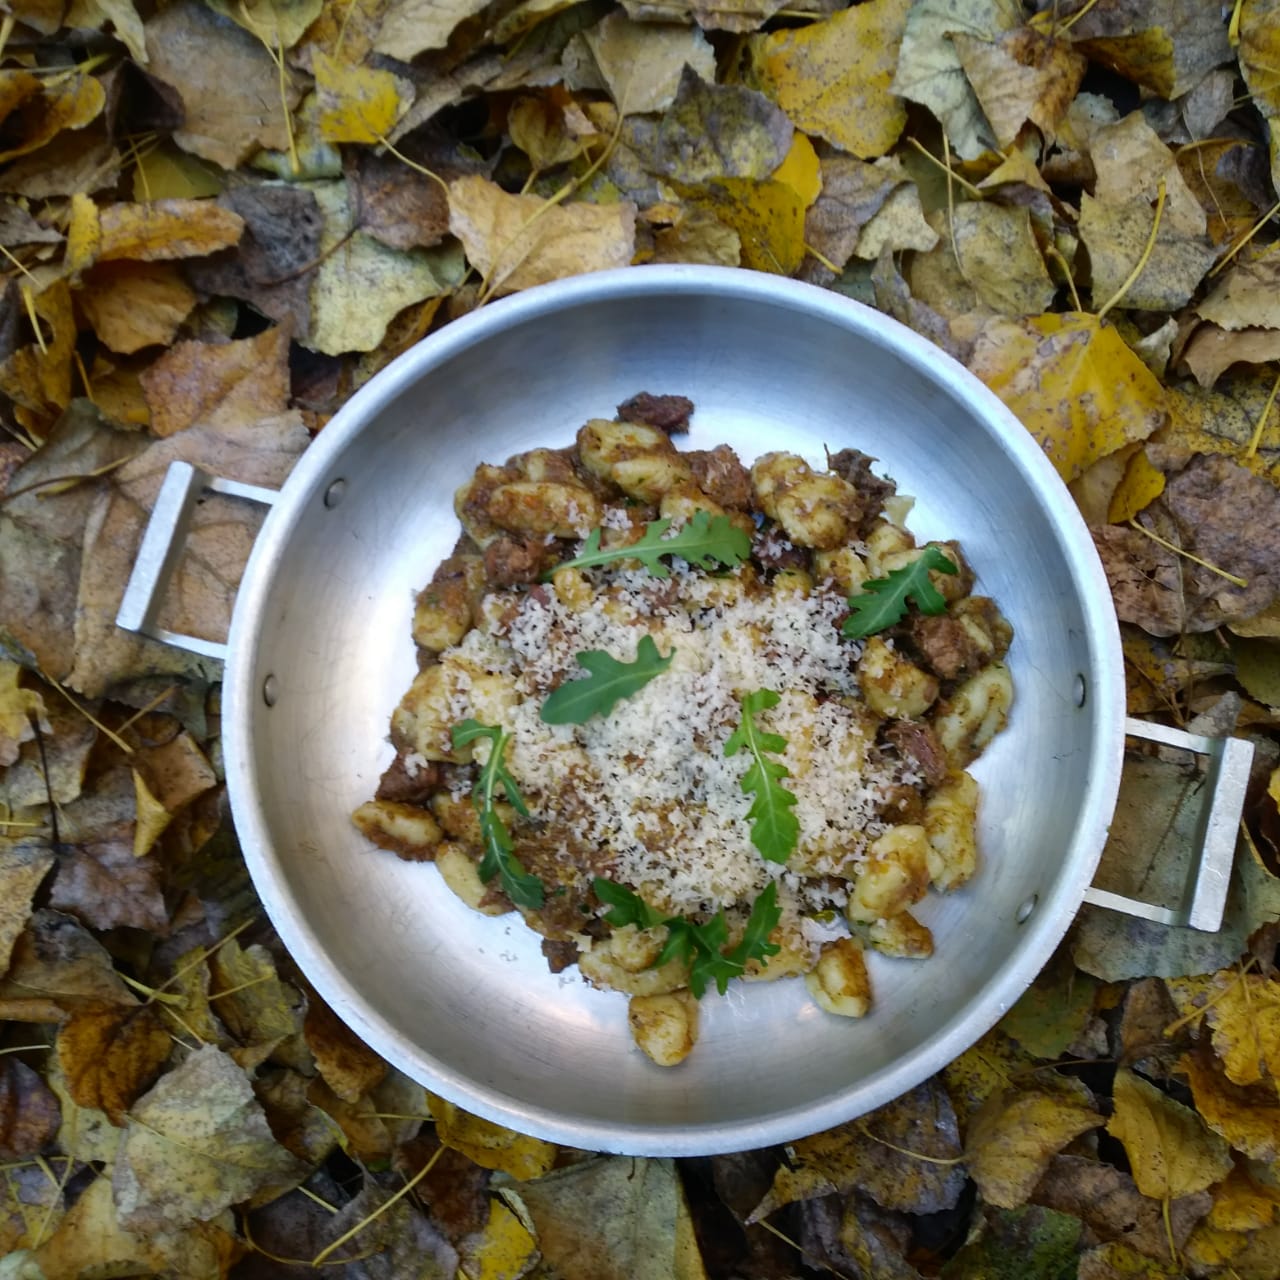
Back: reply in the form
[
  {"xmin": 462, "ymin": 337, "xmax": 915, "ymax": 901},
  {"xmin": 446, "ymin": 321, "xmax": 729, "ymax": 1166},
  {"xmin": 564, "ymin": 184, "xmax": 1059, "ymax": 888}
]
[
  {"xmin": 548, "ymin": 510, "xmax": 751, "ymax": 580},
  {"xmin": 840, "ymin": 546, "xmax": 958, "ymax": 640},
  {"xmin": 450, "ymin": 719, "xmax": 542, "ymax": 909},
  {"xmin": 590, "ymin": 879, "xmax": 783, "ymax": 998},
  {"xmin": 724, "ymin": 689, "xmax": 799, "ymax": 864},
  {"xmin": 540, "ymin": 634, "xmax": 675, "ymax": 726}
]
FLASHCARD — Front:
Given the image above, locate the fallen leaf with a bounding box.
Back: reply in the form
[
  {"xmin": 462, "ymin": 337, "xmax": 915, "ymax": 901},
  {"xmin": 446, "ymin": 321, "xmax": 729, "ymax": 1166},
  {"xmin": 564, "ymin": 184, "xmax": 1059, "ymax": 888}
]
[
  {"xmin": 0, "ymin": 842, "xmax": 55, "ymax": 976},
  {"xmin": 309, "ymin": 178, "xmax": 466, "ymax": 353},
  {"xmin": 375, "ymin": 0, "xmax": 491, "ymax": 59},
  {"xmin": 1092, "ymin": 112, "xmax": 1208, "ymax": 235},
  {"xmin": 75, "ymin": 261, "xmax": 199, "ymax": 355},
  {"xmin": 1181, "ymin": 325, "xmax": 1280, "ymax": 389},
  {"xmin": 205, "ymin": 0, "xmax": 324, "ymax": 49},
  {"xmin": 951, "ymin": 203, "xmax": 1057, "ymax": 315},
  {"xmin": 1207, "ymin": 1163, "xmax": 1278, "ymax": 1232},
  {"xmin": 999, "ymin": 949, "xmax": 1099, "ymax": 1060},
  {"xmin": 447, "ymin": 174, "xmax": 634, "ymax": 299},
  {"xmin": 210, "ymin": 940, "xmax": 308, "ymax": 1070},
  {"xmin": 0, "ymin": 123, "xmax": 121, "ymax": 199},
  {"xmin": 55, "ymin": 1003, "xmax": 172, "ymax": 1126},
  {"xmin": 32, "ymin": 1174, "xmax": 244, "ymax": 1279},
  {"xmin": 890, "ymin": 0, "xmax": 1018, "ymax": 161},
  {"xmin": 649, "ymin": 67, "xmax": 793, "ymax": 185},
  {"xmin": 134, "ymin": 730, "xmax": 218, "ymax": 812},
  {"xmin": 1031, "ymin": 1153, "xmax": 1211, "ymax": 1261},
  {"xmin": 803, "ymin": 154, "xmax": 904, "ymax": 274},
  {"xmin": 144, "ymin": 0, "xmax": 302, "ymax": 169},
  {"xmin": 0, "ymin": 663, "xmax": 43, "ymax": 768},
  {"xmin": 0, "ymin": 909, "xmax": 135, "ymax": 1014},
  {"xmin": 1076, "ymin": 1241, "xmax": 1184, "ymax": 1279},
  {"xmin": 252, "ymin": 1067, "xmax": 339, "ymax": 1166},
  {"xmin": 460, "ymin": 1199, "xmax": 539, "ymax": 1280},
  {"xmin": 430, "ymin": 1094, "xmax": 557, "ymax": 1180},
  {"xmin": 1178, "ymin": 137, "xmax": 1270, "ymax": 245},
  {"xmin": 941, "ymin": 1203, "xmax": 1082, "ymax": 1279},
  {"xmin": 131, "ymin": 141, "xmax": 224, "ymax": 201},
  {"xmin": 0, "ymin": 278, "xmax": 76, "ymax": 421},
  {"xmin": 313, "ymin": 51, "xmax": 413, "ymax": 145},
  {"xmin": 1184, "ymin": 1048, "xmax": 1280, "ymax": 1163},
  {"xmin": 622, "ymin": 0, "xmax": 786, "ymax": 33},
  {"xmin": 0, "ymin": 72, "xmax": 105, "ymax": 165},
  {"xmin": 1108, "ymin": 448, "xmax": 1166, "ymax": 524},
  {"xmin": 303, "ymin": 993, "xmax": 387, "ymax": 1104},
  {"xmin": 49, "ymin": 837, "xmax": 170, "ymax": 933},
  {"xmin": 854, "ymin": 180, "xmax": 937, "ymax": 260},
  {"xmin": 1203, "ymin": 972, "xmax": 1280, "ymax": 1087},
  {"xmin": 0, "ymin": 1057, "xmax": 59, "ymax": 1158},
  {"xmin": 951, "ymin": 26, "xmax": 1086, "ymax": 149},
  {"xmin": 581, "ymin": 13, "xmax": 716, "ymax": 116},
  {"xmin": 680, "ymin": 176, "xmax": 805, "ymax": 275},
  {"xmin": 321, "ymin": 1173, "xmax": 459, "ymax": 1276},
  {"xmin": 112, "ymin": 1043, "xmax": 307, "ymax": 1232},
  {"xmin": 967, "ymin": 312, "xmax": 1168, "ymax": 482},
  {"xmin": 749, "ymin": 0, "xmax": 911, "ymax": 159},
  {"xmin": 1066, "ymin": 0, "xmax": 1234, "ymax": 99},
  {"xmin": 66, "ymin": 193, "xmax": 245, "ymax": 274},
  {"xmin": 965, "ymin": 1078, "xmax": 1102, "ymax": 1209},
  {"xmin": 1239, "ymin": 0, "xmax": 1280, "ymax": 194},
  {"xmin": 1232, "ymin": 637, "xmax": 1280, "ymax": 710},
  {"xmin": 0, "ymin": 1161, "xmax": 63, "ymax": 1253},
  {"xmin": 1198, "ymin": 255, "xmax": 1280, "ymax": 331},
  {"xmin": 651, "ymin": 204, "xmax": 741, "ymax": 267},
  {"xmin": 497, "ymin": 1155, "xmax": 707, "ymax": 1280},
  {"xmin": 1155, "ymin": 371, "xmax": 1280, "ymax": 478},
  {"xmin": 140, "ymin": 323, "xmax": 289, "ymax": 439},
  {"xmin": 751, "ymin": 1078, "xmax": 965, "ymax": 1220},
  {"xmin": 1108, "ymin": 1066, "xmax": 1232, "ymax": 1199}
]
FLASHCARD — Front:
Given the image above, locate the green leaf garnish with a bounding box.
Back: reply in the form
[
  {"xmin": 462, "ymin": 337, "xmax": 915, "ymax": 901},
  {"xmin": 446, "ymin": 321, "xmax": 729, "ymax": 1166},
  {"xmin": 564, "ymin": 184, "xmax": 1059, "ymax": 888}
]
[
  {"xmin": 450, "ymin": 719, "xmax": 543, "ymax": 909},
  {"xmin": 590, "ymin": 879, "xmax": 782, "ymax": 998},
  {"xmin": 548, "ymin": 510, "xmax": 751, "ymax": 580},
  {"xmin": 540, "ymin": 634, "xmax": 675, "ymax": 726},
  {"xmin": 724, "ymin": 689, "xmax": 799, "ymax": 864},
  {"xmin": 840, "ymin": 546, "xmax": 958, "ymax": 640}
]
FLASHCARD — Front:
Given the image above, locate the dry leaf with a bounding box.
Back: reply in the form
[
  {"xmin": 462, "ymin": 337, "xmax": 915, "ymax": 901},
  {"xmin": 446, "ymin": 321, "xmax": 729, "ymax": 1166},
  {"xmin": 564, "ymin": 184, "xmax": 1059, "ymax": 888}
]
[
  {"xmin": 113, "ymin": 1043, "xmax": 307, "ymax": 1232},
  {"xmin": 0, "ymin": 278, "xmax": 76, "ymax": 419},
  {"xmin": 680, "ymin": 177, "xmax": 805, "ymax": 275},
  {"xmin": 890, "ymin": 0, "xmax": 1017, "ymax": 160},
  {"xmin": 1107, "ymin": 1066, "xmax": 1232, "ymax": 1199},
  {"xmin": 854, "ymin": 181, "xmax": 937, "ymax": 260},
  {"xmin": 0, "ymin": 1057, "xmax": 59, "ymax": 1158},
  {"xmin": 952, "ymin": 203, "xmax": 1056, "ymax": 315},
  {"xmin": 749, "ymin": 0, "xmax": 911, "ymax": 159},
  {"xmin": 205, "ymin": 0, "xmax": 324, "ymax": 49},
  {"xmin": 375, "ymin": 0, "xmax": 491, "ymax": 59},
  {"xmin": 0, "ymin": 1160, "xmax": 63, "ymax": 1253},
  {"xmin": 1232, "ymin": 637, "xmax": 1280, "ymax": 709},
  {"xmin": 65, "ymin": 193, "xmax": 244, "ymax": 273},
  {"xmin": 967, "ymin": 312, "xmax": 1168, "ymax": 482},
  {"xmin": 1198, "ymin": 256, "xmax": 1280, "ymax": 331},
  {"xmin": 1076, "ymin": 1241, "xmax": 1185, "ymax": 1279},
  {"xmin": 803, "ymin": 154, "xmax": 901, "ymax": 274},
  {"xmin": 430, "ymin": 1094, "xmax": 557, "ymax": 1180},
  {"xmin": 651, "ymin": 205, "xmax": 741, "ymax": 267},
  {"xmin": 0, "ymin": 842, "xmax": 55, "ymax": 976},
  {"xmin": 448, "ymin": 174, "xmax": 635, "ymax": 299},
  {"xmin": 965, "ymin": 1079, "xmax": 1102, "ymax": 1209},
  {"xmin": 1204, "ymin": 973, "xmax": 1280, "ymax": 1087},
  {"xmin": 1157, "ymin": 371, "xmax": 1280, "ymax": 477},
  {"xmin": 0, "ymin": 660, "xmax": 45, "ymax": 766},
  {"xmin": 252, "ymin": 1067, "xmax": 340, "ymax": 1166},
  {"xmin": 210, "ymin": 940, "xmax": 308, "ymax": 1070},
  {"xmin": 350, "ymin": 149, "xmax": 451, "ymax": 253},
  {"xmin": 1207, "ymin": 1163, "xmax": 1278, "ymax": 1232},
  {"xmin": 498, "ymin": 1155, "xmax": 707, "ymax": 1280},
  {"xmin": 621, "ymin": 0, "xmax": 786, "ymax": 32},
  {"xmin": 144, "ymin": 0, "xmax": 302, "ymax": 169},
  {"xmin": 951, "ymin": 26, "xmax": 1086, "ymax": 148},
  {"xmin": 313, "ymin": 51, "xmax": 413, "ymax": 145},
  {"xmin": 1181, "ymin": 325, "xmax": 1280, "ymax": 389},
  {"xmin": 1091, "ymin": 112, "xmax": 1208, "ymax": 236},
  {"xmin": 49, "ymin": 837, "xmax": 170, "ymax": 933},
  {"xmin": 55, "ymin": 1003, "xmax": 172, "ymax": 1126},
  {"xmin": 308, "ymin": 179, "xmax": 466, "ymax": 354},
  {"xmin": 999, "ymin": 950, "xmax": 1099, "ymax": 1060},
  {"xmin": 1239, "ymin": 0, "xmax": 1280, "ymax": 193},
  {"xmin": 0, "ymin": 72, "xmax": 105, "ymax": 165},
  {"xmin": 1108, "ymin": 448, "xmax": 1166, "ymax": 524},
  {"xmin": 303, "ymin": 993, "xmax": 387, "ymax": 1103},
  {"xmin": 0, "ymin": 909, "xmax": 136, "ymax": 1017},
  {"xmin": 581, "ymin": 13, "xmax": 716, "ymax": 116},
  {"xmin": 75, "ymin": 261, "xmax": 199, "ymax": 355}
]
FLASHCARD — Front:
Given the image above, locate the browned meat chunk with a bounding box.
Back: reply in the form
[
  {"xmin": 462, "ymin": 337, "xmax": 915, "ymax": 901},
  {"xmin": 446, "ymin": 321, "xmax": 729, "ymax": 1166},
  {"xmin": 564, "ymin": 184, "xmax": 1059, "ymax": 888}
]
[
  {"xmin": 826, "ymin": 448, "xmax": 896, "ymax": 528},
  {"xmin": 616, "ymin": 392, "xmax": 694, "ymax": 434},
  {"xmin": 752, "ymin": 524, "xmax": 809, "ymax": 571},
  {"xmin": 908, "ymin": 613, "xmax": 986, "ymax": 680},
  {"xmin": 376, "ymin": 754, "xmax": 441, "ymax": 804},
  {"xmin": 686, "ymin": 444, "xmax": 753, "ymax": 509},
  {"xmin": 483, "ymin": 535, "xmax": 555, "ymax": 586},
  {"xmin": 884, "ymin": 720, "xmax": 949, "ymax": 787},
  {"xmin": 541, "ymin": 937, "xmax": 580, "ymax": 973}
]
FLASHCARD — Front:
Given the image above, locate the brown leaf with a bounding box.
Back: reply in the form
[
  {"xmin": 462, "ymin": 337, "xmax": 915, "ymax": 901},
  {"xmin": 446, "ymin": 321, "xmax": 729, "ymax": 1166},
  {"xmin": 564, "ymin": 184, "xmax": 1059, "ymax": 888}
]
[
  {"xmin": 965, "ymin": 1079, "xmax": 1102, "ymax": 1209},
  {"xmin": 374, "ymin": 0, "xmax": 490, "ymax": 60},
  {"xmin": 1117, "ymin": 976, "xmax": 1191, "ymax": 1076},
  {"xmin": 0, "ymin": 121, "xmax": 122, "ymax": 199},
  {"xmin": 0, "ymin": 1160, "xmax": 63, "ymax": 1253},
  {"xmin": 140, "ymin": 322, "xmax": 290, "ymax": 439},
  {"xmin": 0, "ymin": 842, "xmax": 55, "ymax": 978},
  {"xmin": 1198, "ymin": 255, "xmax": 1280, "ymax": 331},
  {"xmin": 803, "ymin": 153, "xmax": 902, "ymax": 274},
  {"xmin": 1092, "ymin": 524, "xmax": 1184, "ymax": 636},
  {"xmin": 1108, "ymin": 1066, "xmax": 1233, "ymax": 1199},
  {"xmin": 305, "ymin": 1075, "xmax": 397, "ymax": 1164},
  {"xmin": 1032, "ymin": 1153, "xmax": 1211, "ymax": 1260},
  {"xmin": 253, "ymin": 1067, "xmax": 339, "ymax": 1166},
  {"xmin": 350, "ymin": 149, "xmax": 450, "ymax": 252},
  {"xmin": 1181, "ymin": 326, "xmax": 1280, "ymax": 389},
  {"xmin": 0, "ymin": 71, "xmax": 105, "ymax": 165},
  {"xmin": 66, "ymin": 194, "xmax": 244, "ymax": 274},
  {"xmin": 75, "ymin": 261, "xmax": 198, "ymax": 355},
  {"xmin": 211, "ymin": 940, "xmax": 310, "ymax": 1072},
  {"xmin": 56, "ymin": 1003, "xmax": 173, "ymax": 1126},
  {"xmin": 303, "ymin": 992, "xmax": 387, "ymax": 1103},
  {"xmin": 0, "ymin": 277, "xmax": 76, "ymax": 420},
  {"xmin": 49, "ymin": 837, "xmax": 170, "ymax": 934},
  {"xmin": 0, "ymin": 909, "xmax": 135, "ymax": 1014},
  {"xmin": 144, "ymin": 0, "xmax": 302, "ymax": 169},
  {"xmin": 0, "ymin": 1057, "xmax": 59, "ymax": 1158},
  {"xmin": 134, "ymin": 729, "xmax": 218, "ymax": 811},
  {"xmin": 1240, "ymin": 0, "xmax": 1280, "ymax": 194}
]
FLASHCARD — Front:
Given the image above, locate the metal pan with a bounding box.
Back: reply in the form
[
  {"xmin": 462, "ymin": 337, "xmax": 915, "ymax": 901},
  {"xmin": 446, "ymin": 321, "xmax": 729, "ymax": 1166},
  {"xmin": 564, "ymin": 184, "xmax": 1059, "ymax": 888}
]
[{"xmin": 116, "ymin": 266, "xmax": 1250, "ymax": 1155}]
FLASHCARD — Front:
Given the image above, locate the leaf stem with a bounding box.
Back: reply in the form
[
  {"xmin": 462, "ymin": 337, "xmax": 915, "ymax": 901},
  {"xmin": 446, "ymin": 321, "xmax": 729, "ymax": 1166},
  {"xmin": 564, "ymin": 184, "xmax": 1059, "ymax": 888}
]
[
  {"xmin": 1246, "ymin": 367, "xmax": 1280, "ymax": 459},
  {"xmin": 1097, "ymin": 179, "xmax": 1166, "ymax": 320},
  {"xmin": 1126, "ymin": 519, "xmax": 1247, "ymax": 589}
]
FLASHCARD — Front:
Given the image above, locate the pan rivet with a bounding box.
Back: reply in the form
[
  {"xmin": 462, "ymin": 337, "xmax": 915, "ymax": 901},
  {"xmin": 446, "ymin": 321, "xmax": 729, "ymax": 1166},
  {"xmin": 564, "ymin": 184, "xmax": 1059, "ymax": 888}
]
[
  {"xmin": 262, "ymin": 674, "xmax": 279, "ymax": 707},
  {"xmin": 1073, "ymin": 674, "xmax": 1087, "ymax": 708},
  {"xmin": 1016, "ymin": 894, "xmax": 1038, "ymax": 924},
  {"xmin": 323, "ymin": 479, "xmax": 347, "ymax": 509}
]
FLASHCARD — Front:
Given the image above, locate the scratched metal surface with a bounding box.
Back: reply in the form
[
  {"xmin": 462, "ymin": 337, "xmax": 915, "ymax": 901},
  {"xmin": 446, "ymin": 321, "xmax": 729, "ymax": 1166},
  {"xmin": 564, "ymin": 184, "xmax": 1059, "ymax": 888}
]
[{"xmin": 220, "ymin": 266, "xmax": 1124, "ymax": 1155}]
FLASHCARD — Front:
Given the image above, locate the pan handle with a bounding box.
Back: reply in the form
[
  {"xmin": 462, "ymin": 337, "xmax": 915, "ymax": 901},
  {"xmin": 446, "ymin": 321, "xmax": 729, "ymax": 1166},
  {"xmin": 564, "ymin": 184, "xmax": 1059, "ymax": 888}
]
[
  {"xmin": 115, "ymin": 460, "xmax": 279, "ymax": 662},
  {"xmin": 1081, "ymin": 718, "xmax": 1253, "ymax": 933}
]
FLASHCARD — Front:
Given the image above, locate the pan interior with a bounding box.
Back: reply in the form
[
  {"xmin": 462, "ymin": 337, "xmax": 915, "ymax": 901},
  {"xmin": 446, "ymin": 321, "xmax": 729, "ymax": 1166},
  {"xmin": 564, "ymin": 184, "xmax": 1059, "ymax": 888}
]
[{"xmin": 226, "ymin": 272, "xmax": 1120, "ymax": 1154}]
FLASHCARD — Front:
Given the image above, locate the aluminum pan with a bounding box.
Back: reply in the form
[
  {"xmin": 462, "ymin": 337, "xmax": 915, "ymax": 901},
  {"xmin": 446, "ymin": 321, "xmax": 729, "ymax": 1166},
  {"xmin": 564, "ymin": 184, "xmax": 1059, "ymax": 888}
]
[{"xmin": 223, "ymin": 266, "xmax": 1123, "ymax": 1155}]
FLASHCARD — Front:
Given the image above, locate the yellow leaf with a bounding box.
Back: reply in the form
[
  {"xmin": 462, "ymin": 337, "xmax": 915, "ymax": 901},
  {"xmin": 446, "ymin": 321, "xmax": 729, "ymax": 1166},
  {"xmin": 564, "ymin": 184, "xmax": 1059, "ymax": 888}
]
[
  {"xmin": 131, "ymin": 769, "xmax": 171, "ymax": 858},
  {"xmin": 206, "ymin": 0, "xmax": 324, "ymax": 49},
  {"xmin": 0, "ymin": 661, "xmax": 43, "ymax": 768},
  {"xmin": 1157, "ymin": 371, "xmax": 1280, "ymax": 478},
  {"xmin": 508, "ymin": 97, "xmax": 591, "ymax": 171},
  {"xmin": 461, "ymin": 1200, "xmax": 540, "ymax": 1280},
  {"xmin": 964, "ymin": 1080, "xmax": 1102, "ymax": 1209},
  {"xmin": 952, "ymin": 203, "xmax": 1057, "ymax": 315},
  {"xmin": 1107, "ymin": 1066, "xmax": 1233, "ymax": 1199},
  {"xmin": 1205, "ymin": 973, "xmax": 1280, "ymax": 1087},
  {"xmin": 1270, "ymin": 766, "xmax": 1280, "ymax": 807},
  {"xmin": 55, "ymin": 1004, "xmax": 173, "ymax": 1126},
  {"xmin": 967, "ymin": 312, "xmax": 1168, "ymax": 482},
  {"xmin": 313, "ymin": 50, "xmax": 412, "ymax": 144},
  {"xmin": 0, "ymin": 72, "xmax": 105, "ymax": 164},
  {"xmin": 428, "ymin": 1093, "xmax": 557, "ymax": 1180},
  {"xmin": 0, "ymin": 278, "xmax": 76, "ymax": 418},
  {"xmin": 772, "ymin": 131, "xmax": 822, "ymax": 207},
  {"xmin": 448, "ymin": 175, "xmax": 636, "ymax": 298},
  {"xmin": 681, "ymin": 177, "xmax": 805, "ymax": 275},
  {"xmin": 1108, "ymin": 448, "xmax": 1166, "ymax": 523},
  {"xmin": 76, "ymin": 261, "xmax": 198, "ymax": 356},
  {"xmin": 1207, "ymin": 1163, "xmax": 1279, "ymax": 1232},
  {"xmin": 651, "ymin": 205, "xmax": 741, "ymax": 267},
  {"xmin": 943, "ymin": 1026, "xmax": 1036, "ymax": 1134},
  {"xmin": 66, "ymin": 195, "xmax": 244, "ymax": 274},
  {"xmin": 749, "ymin": 0, "xmax": 911, "ymax": 159}
]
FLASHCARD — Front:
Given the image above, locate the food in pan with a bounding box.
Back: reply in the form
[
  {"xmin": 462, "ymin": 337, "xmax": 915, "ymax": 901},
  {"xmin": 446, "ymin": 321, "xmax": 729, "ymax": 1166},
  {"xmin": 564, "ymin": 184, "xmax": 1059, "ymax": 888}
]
[{"xmin": 352, "ymin": 394, "xmax": 1013, "ymax": 1066}]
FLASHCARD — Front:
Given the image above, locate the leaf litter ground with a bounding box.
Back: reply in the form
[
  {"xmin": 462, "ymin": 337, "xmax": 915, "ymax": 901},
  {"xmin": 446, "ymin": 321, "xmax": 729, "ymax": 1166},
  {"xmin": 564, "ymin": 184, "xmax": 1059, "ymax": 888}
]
[{"xmin": 4, "ymin": 0, "xmax": 1280, "ymax": 1275}]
